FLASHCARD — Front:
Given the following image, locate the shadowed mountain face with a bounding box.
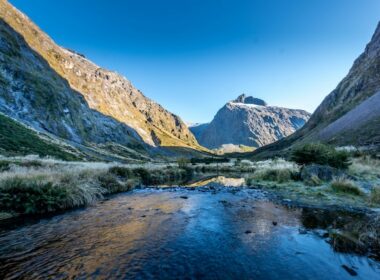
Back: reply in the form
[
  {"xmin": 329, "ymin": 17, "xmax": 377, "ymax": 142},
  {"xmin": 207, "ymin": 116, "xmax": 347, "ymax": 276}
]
[
  {"xmin": 252, "ymin": 22, "xmax": 380, "ymax": 158},
  {"xmin": 190, "ymin": 95, "xmax": 310, "ymax": 149},
  {"xmin": 0, "ymin": 0, "xmax": 201, "ymax": 151}
]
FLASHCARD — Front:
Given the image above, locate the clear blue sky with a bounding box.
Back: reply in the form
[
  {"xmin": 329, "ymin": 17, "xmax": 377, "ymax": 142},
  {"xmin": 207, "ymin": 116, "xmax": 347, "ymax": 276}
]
[{"xmin": 10, "ymin": 0, "xmax": 380, "ymax": 123}]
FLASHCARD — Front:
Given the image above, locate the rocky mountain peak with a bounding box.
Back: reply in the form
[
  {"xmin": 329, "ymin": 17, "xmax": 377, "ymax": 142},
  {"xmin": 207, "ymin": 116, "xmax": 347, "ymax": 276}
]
[
  {"xmin": 190, "ymin": 95, "xmax": 310, "ymax": 149},
  {"xmin": 232, "ymin": 94, "xmax": 267, "ymax": 106},
  {"xmin": 365, "ymin": 21, "xmax": 380, "ymax": 58}
]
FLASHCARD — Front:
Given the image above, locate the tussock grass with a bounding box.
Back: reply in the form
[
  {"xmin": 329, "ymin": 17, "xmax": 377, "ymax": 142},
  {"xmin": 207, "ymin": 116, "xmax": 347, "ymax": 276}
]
[
  {"xmin": 349, "ymin": 156, "xmax": 380, "ymax": 179},
  {"xmin": 330, "ymin": 178, "xmax": 363, "ymax": 196},
  {"xmin": 369, "ymin": 186, "xmax": 380, "ymax": 205},
  {"xmin": 246, "ymin": 158, "xmax": 300, "ymax": 184},
  {"xmin": 0, "ymin": 157, "xmax": 194, "ymax": 216},
  {"xmin": 251, "ymin": 168, "xmax": 298, "ymax": 183}
]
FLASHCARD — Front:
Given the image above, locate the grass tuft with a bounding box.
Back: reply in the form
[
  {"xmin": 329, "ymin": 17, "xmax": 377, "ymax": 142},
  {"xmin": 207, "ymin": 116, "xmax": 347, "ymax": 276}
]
[
  {"xmin": 369, "ymin": 186, "xmax": 380, "ymax": 205},
  {"xmin": 330, "ymin": 178, "xmax": 363, "ymax": 196}
]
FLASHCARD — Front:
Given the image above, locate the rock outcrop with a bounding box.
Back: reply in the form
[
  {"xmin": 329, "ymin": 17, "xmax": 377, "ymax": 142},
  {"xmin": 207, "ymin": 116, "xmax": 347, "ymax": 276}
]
[
  {"xmin": 190, "ymin": 95, "xmax": 310, "ymax": 149},
  {"xmin": 0, "ymin": 0, "xmax": 200, "ymax": 153}
]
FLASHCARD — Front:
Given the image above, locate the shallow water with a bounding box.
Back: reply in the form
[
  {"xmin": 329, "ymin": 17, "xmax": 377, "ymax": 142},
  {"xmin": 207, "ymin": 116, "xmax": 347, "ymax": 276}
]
[{"xmin": 0, "ymin": 183, "xmax": 379, "ymax": 279}]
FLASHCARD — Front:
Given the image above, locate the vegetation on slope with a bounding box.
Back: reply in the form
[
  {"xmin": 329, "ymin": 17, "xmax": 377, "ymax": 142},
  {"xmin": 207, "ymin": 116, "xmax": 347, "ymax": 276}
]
[{"xmin": 0, "ymin": 114, "xmax": 79, "ymax": 160}]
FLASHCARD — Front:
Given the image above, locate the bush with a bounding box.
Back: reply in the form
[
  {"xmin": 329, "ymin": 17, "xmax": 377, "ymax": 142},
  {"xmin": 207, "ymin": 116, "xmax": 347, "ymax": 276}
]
[
  {"xmin": 133, "ymin": 168, "xmax": 151, "ymax": 184},
  {"xmin": 292, "ymin": 143, "xmax": 351, "ymax": 169},
  {"xmin": 330, "ymin": 178, "xmax": 363, "ymax": 196},
  {"xmin": 109, "ymin": 166, "xmax": 133, "ymax": 179},
  {"xmin": 369, "ymin": 186, "xmax": 380, "ymax": 204},
  {"xmin": 98, "ymin": 172, "xmax": 129, "ymax": 193}
]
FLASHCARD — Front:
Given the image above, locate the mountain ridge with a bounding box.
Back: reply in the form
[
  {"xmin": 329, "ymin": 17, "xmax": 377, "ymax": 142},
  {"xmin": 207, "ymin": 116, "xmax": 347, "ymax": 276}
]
[
  {"xmin": 251, "ymin": 21, "xmax": 380, "ymax": 158},
  {"xmin": 0, "ymin": 0, "xmax": 203, "ymax": 153}
]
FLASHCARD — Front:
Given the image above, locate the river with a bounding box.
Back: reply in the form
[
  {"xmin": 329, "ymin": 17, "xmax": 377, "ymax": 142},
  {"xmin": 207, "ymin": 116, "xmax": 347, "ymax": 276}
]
[{"xmin": 0, "ymin": 178, "xmax": 379, "ymax": 279}]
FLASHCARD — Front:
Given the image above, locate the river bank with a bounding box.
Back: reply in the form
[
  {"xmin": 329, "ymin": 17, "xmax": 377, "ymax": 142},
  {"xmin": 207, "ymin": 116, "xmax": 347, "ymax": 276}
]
[{"xmin": 0, "ymin": 156, "xmax": 379, "ymax": 220}]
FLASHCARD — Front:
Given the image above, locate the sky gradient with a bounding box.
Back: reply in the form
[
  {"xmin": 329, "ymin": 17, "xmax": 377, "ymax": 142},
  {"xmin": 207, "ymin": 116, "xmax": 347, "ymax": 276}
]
[{"xmin": 9, "ymin": 0, "xmax": 380, "ymax": 123}]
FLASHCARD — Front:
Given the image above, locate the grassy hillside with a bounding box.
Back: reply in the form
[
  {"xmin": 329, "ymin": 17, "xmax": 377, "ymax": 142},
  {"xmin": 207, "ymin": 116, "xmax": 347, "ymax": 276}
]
[{"xmin": 0, "ymin": 114, "xmax": 79, "ymax": 160}]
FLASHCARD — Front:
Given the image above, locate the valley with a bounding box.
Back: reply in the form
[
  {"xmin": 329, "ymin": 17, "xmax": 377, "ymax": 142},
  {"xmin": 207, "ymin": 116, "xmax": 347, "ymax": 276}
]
[{"xmin": 0, "ymin": 0, "xmax": 379, "ymax": 279}]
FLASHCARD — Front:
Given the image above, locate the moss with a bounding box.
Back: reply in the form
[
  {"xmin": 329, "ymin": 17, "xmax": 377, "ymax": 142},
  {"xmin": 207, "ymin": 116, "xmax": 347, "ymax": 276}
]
[{"xmin": 0, "ymin": 114, "xmax": 79, "ymax": 160}]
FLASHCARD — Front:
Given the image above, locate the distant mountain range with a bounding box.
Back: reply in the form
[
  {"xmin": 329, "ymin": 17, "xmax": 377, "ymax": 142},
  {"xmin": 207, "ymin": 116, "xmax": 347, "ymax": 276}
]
[
  {"xmin": 190, "ymin": 94, "xmax": 310, "ymax": 151},
  {"xmin": 252, "ymin": 22, "xmax": 380, "ymax": 158}
]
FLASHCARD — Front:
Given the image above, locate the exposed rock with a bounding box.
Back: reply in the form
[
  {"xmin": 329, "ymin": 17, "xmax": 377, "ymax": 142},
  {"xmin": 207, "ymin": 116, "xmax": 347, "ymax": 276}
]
[
  {"xmin": 190, "ymin": 95, "xmax": 310, "ymax": 149},
  {"xmin": 233, "ymin": 94, "xmax": 268, "ymax": 106}
]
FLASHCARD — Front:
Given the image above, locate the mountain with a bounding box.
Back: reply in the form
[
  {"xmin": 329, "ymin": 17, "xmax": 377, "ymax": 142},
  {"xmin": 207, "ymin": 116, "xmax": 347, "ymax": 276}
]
[
  {"xmin": 252, "ymin": 22, "xmax": 380, "ymax": 158},
  {"xmin": 0, "ymin": 0, "xmax": 203, "ymax": 159},
  {"xmin": 190, "ymin": 94, "xmax": 310, "ymax": 150}
]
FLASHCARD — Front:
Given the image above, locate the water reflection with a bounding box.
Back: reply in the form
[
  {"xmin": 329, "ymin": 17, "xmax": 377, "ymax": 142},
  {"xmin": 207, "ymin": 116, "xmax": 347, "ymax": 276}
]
[
  {"xmin": 187, "ymin": 175, "xmax": 246, "ymax": 187},
  {"xmin": 0, "ymin": 181, "xmax": 379, "ymax": 279}
]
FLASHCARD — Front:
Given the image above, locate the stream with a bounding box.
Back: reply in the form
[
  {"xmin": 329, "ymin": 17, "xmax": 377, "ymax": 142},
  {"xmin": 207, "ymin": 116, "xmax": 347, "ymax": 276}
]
[{"xmin": 0, "ymin": 177, "xmax": 379, "ymax": 279}]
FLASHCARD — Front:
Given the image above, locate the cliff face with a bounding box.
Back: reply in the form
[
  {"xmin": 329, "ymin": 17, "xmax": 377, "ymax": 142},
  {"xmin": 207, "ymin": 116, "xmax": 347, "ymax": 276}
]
[
  {"xmin": 252, "ymin": 22, "xmax": 380, "ymax": 158},
  {"xmin": 191, "ymin": 95, "xmax": 310, "ymax": 149},
  {"xmin": 0, "ymin": 0, "xmax": 200, "ymax": 151}
]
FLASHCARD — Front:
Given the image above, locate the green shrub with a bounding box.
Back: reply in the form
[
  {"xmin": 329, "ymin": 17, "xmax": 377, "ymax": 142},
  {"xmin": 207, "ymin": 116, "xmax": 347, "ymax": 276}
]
[
  {"xmin": 109, "ymin": 166, "xmax": 133, "ymax": 179},
  {"xmin": 133, "ymin": 168, "xmax": 151, "ymax": 184},
  {"xmin": 98, "ymin": 172, "xmax": 128, "ymax": 193},
  {"xmin": 292, "ymin": 143, "xmax": 351, "ymax": 169},
  {"xmin": 331, "ymin": 178, "xmax": 363, "ymax": 196}
]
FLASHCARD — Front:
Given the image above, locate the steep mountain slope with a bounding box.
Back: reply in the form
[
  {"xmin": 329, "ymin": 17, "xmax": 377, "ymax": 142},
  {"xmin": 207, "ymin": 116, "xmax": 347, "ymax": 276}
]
[
  {"xmin": 252, "ymin": 22, "xmax": 380, "ymax": 158},
  {"xmin": 0, "ymin": 0, "xmax": 200, "ymax": 152},
  {"xmin": 190, "ymin": 94, "xmax": 310, "ymax": 149}
]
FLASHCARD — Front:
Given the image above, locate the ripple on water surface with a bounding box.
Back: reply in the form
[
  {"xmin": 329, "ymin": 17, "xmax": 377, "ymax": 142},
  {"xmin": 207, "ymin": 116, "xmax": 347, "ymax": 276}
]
[{"xmin": 0, "ymin": 187, "xmax": 379, "ymax": 280}]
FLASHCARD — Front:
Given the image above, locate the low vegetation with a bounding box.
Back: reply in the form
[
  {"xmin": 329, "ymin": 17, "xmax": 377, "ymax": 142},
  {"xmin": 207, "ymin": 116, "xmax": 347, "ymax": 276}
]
[
  {"xmin": 291, "ymin": 143, "xmax": 351, "ymax": 169},
  {"xmin": 369, "ymin": 186, "xmax": 380, "ymax": 205},
  {"xmin": 246, "ymin": 158, "xmax": 299, "ymax": 184},
  {"xmin": 349, "ymin": 156, "xmax": 380, "ymax": 179},
  {"xmin": 0, "ymin": 157, "xmax": 193, "ymax": 217},
  {"xmin": 0, "ymin": 148, "xmax": 379, "ymax": 219},
  {"xmin": 0, "ymin": 114, "xmax": 79, "ymax": 160},
  {"xmin": 330, "ymin": 178, "xmax": 363, "ymax": 196}
]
